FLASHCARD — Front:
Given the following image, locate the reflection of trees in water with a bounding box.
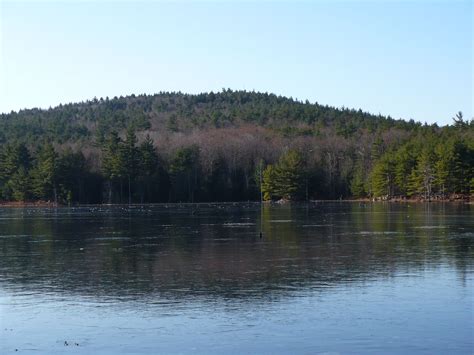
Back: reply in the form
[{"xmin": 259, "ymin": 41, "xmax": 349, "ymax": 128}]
[{"xmin": 0, "ymin": 203, "xmax": 472, "ymax": 300}]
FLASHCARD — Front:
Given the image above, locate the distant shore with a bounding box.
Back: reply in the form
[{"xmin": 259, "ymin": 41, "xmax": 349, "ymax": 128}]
[
  {"xmin": 0, "ymin": 201, "xmax": 60, "ymax": 208},
  {"xmin": 0, "ymin": 197, "xmax": 471, "ymax": 208},
  {"xmin": 346, "ymin": 196, "xmax": 472, "ymax": 203}
]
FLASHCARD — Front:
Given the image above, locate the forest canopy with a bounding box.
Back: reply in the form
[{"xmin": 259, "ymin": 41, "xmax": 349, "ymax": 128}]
[{"xmin": 0, "ymin": 90, "xmax": 472, "ymax": 204}]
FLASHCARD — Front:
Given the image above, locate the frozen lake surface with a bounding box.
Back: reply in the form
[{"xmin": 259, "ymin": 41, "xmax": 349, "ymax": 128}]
[{"xmin": 0, "ymin": 202, "xmax": 473, "ymax": 354}]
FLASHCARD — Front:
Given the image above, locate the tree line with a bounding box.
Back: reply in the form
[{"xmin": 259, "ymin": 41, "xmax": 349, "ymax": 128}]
[
  {"xmin": 0, "ymin": 91, "xmax": 472, "ymax": 203},
  {"xmin": 0, "ymin": 119, "xmax": 472, "ymax": 204},
  {"xmin": 358, "ymin": 132, "xmax": 473, "ymax": 200}
]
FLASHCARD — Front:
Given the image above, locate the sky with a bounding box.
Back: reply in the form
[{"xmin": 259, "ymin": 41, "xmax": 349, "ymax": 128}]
[{"xmin": 0, "ymin": 1, "xmax": 472, "ymax": 125}]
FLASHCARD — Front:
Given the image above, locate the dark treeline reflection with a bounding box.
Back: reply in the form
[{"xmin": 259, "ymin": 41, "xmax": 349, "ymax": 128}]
[{"xmin": 0, "ymin": 203, "xmax": 472, "ymax": 301}]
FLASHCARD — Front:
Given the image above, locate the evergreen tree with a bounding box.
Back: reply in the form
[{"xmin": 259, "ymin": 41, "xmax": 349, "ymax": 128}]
[
  {"xmin": 274, "ymin": 150, "xmax": 304, "ymax": 200},
  {"xmin": 261, "ymin": 151, "xmax": 307, "ymax": 201},
  {"xmin": 58, "ymin": 149, "xmax": 88, "ymax": 204},
  {"xmin": 371, "ymin": 136, "xmax": 385, "ymax": 161},
  {"xmin": 0, "ymin": 143, "xmax": 31, "ymax": 200},
  {"xmin": 394, "ymin": 144, "xmax": 417, "ymax": 197},
  {"xmin": 261, "ymin": 164, "xmax": 277, "ymax": 201},
  {"xmin": 407, "ymin": 147, "xmax": 435, "ymax": 199},
  {"xmin": 370, "ymin": 154, "xmax": 395, "ymax": 198},
  {"xmin": 350, "ymin": 163, "xmax": 367, "ymax": 198},
  {"xmin": 452, "ymin": 111, "xmax": 466, "ymax": 128},
  {"xmin": 434, "ymin": 139, "xmax": 455, "ymax": 197},
  {"xmin": 137, "ymin": 135, "xmax": 159, "ymax": 202},
  {"xmin": 8, "ymin": 167, "xmax": 31, "ymax": 201},
  {"xmin": 30, "ymin": 143, "xmax": 59, "ymax": 203},
  {"xmin": 451, "ymin": 140, "xmax": 474, "ymax": 195},
  {"xmin": 169, "ymin": 146, "xmax": 199, "ymax": 202},
  {"xmin": 122, "ymin": 127, "xmax": 138, "ymax": 204},
  {"xmin": 102, "ymin": 131, "xmax": 125, "ymax": 203}
]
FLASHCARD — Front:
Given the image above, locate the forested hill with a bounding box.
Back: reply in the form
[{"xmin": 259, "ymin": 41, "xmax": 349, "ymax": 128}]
[
  {"xmin": 1, "ymin": 90, "xmax": 422, "ymax": 145},
  {"xmin": 0, "ymin": 90, "xmax": 473, "ymax": 204}
]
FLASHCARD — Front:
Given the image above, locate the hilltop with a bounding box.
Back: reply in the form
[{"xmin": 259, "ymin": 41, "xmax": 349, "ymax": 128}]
[{"xmin": 0, "ymin": 90, "xmax": 422, "ymax": 145}]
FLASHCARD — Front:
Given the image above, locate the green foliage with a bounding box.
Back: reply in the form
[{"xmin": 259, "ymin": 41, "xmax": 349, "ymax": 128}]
[
  {"xmin": 394, "ymin": 144, "xmax": 417, "ymax": 196},
  {"xmin": 262, "ymin": 165, "xmax": 277, "ymax": 201},
  {"xmin": 169, "ymin": 146, "xmax": 198, "ymax": 175},
  {"xmin": 406, "ymin": 147, "xmax": 436, "ymax": 199},
  {"xmin": 57, "ymin": 149, "xmax": 88, "ymax": 204},
  {"xmin": 369, "ymin": 131, "xmax": 474, "ymax": 200},
  {"xmin": 102, "ymin": 131, "xmax": 125, "ymax": 181},
  {"xmin": 335, "ymin": 120, "xmax": 357, "ymax": 138},
  {"xmin": 451, "ymin": 139, "xmax": 474, "ymax": 194},
  {"xmin": 0, "ymin": 143, "xmax": 32, "ymax": 200},
  {"xmin": 0, "ymin": 91, "xmax": 472, "ymax": 203},
  {"xmin": 167, "ymin": 114, "xmax": 179, "ymax": 132},
  {"xmin": 122, "ymin": 127, "xmax": 139, "ymax": 178},
  {"xmin": 262, "ymin": 150, "xmax": 304, "ymax": 201},
  {"xmin": 434, "ymin": 139, "xmax": 456, "ymax": 196},
  {"xmin": 8, "ymin": 167, "xmax": 31, "ymax": 201},
  {"xmin": 30, "ymin": 143, "xmax": 59, "ymax": 202},
  {"xmin": 371, "ymin": 136, "xmax": 385, "ymax": 161},
  {"xmin": 0, "ymin": 90, "xmax": 422, "ymax": 147},
  {"xmin": 169, "ymin": 146, "xmax": 200, "ymax": 202},
  {"xmin": 139, "ymin": 135, "xmax": 159, "ymax": 176},
  {"xmin": 101, "ymin": 131, "xmax": 125, "ymax": 203},
  {"xmin": 137, "ymin": 135, "xmax": 160, "ymax": 203},
  {"xmin": 370, "ymin": 154, "xmax": 395, "ymax": 198},
  {"xmin": 350, "ymin": 164, "xmax": 367, "ymax": 198},
  {"xmin": 274, "ymin": 150, "xmax": 304, "ymax": 200}
]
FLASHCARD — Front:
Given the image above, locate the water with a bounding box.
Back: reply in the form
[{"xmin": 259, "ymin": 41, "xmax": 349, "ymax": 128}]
[{"xmin": 0, "ymin": 202, "xmax": 472, "ymax": 354}]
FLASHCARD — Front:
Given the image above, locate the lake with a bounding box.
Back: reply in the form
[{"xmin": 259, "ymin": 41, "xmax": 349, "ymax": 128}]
[{"xmin": 0, "ymin": 202, "xmax": 472, "ymax": 354}]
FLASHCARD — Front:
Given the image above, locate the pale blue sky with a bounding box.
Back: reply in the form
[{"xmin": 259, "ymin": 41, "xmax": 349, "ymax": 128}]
[{"xmin": 1, "ymin": 1, "xmax": 472, "ymax": 125}]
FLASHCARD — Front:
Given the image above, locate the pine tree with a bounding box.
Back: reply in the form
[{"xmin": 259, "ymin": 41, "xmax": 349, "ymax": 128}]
[
  {"xmin": 434, "ymin": 140, "xmax": 455, "ymax": 197},
  {"xmin": 371, "ymin": 136, "xmax": 385, "ymax": 161},
  {"xmin": 451, "ymin": 140, "xmax": 474, "ymax": 195},
  {"xmin": 8, "ymin": 167, "xmax": 31, "ymax": 201},
  {"xmin": 102, "ymin": 131, "xmax": 125, "ymax": 203},
  {"xmin": 137, "ymin": 135, "xmax": 159, "ymax": 202},
  {"xmin": 30, "ymin": 143, "xmax": 59, "ymax": 203},
  {"xmin": 370, "ymin": 154, "xmax": 395, "ymax": 199},
  {"xmin": 394, "ymin": 144, "xmax": 417, "ymax": 197},
  {"xmin": 408, "ymin": 147, "xmax": 435, "ymax": 199},
  {"xmin": 122, "ymin": 127, "xmax": 138, "ymax": 204},
  {"xmin": 58, "ymin": 149, "xmax": 87, "ymax": 204},
  {"xmin": 0, "ymin": 143, "xmax": 31, "ymax": 200},
  {"xmin": 261, "ymin": 164, "xmax": 277, "ymax": 201},
  {"xmin": 407, "ymin": 169, "xmax": 421, "ymax": 197},
  {"xmin": 274, "ymin": 150, "xmax": 304, "ymax": 200},
  {"xmin": 350, "ymin": 163, "xmax": 366, "ymax": 198},
  {"xmin": 169, "ymin": 146, "xmax": 199, "ymax": 202}
]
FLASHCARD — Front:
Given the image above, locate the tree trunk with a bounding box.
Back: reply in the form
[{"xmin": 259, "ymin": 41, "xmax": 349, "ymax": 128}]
[
  {"xmin": 306, "ymin": 178, "xmax": 309, "ymax": 201},
  {"xmin": 53, "ymin": 186, "xmax": 58, "ymax": 205},
  {"xmin": 128, "ymin": 175, "xmax": 131, "ymax": 205},
  {"xmin": 108, "ymin": 181, "xmax": 112, "ymax": 204}
]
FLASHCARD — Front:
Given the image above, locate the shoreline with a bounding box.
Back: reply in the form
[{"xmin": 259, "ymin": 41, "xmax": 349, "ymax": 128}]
[{"xmin": 0, "ymin": 197, "xmax": 471, "ymax": 208}]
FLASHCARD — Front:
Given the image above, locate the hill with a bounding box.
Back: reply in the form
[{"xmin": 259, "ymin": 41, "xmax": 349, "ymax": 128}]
[
  {"xmin": 0, "ymin": 90, "xmax": 472, "ymax": 204},
  {"xmin": 0, "ymin": 90, "xmax": 421, "ymax": 144}
]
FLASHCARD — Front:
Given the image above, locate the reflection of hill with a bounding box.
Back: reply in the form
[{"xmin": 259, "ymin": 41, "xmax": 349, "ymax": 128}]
[{"xmin": 0, "ymin": 203, "xmax": 472, "ymax": 301}]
